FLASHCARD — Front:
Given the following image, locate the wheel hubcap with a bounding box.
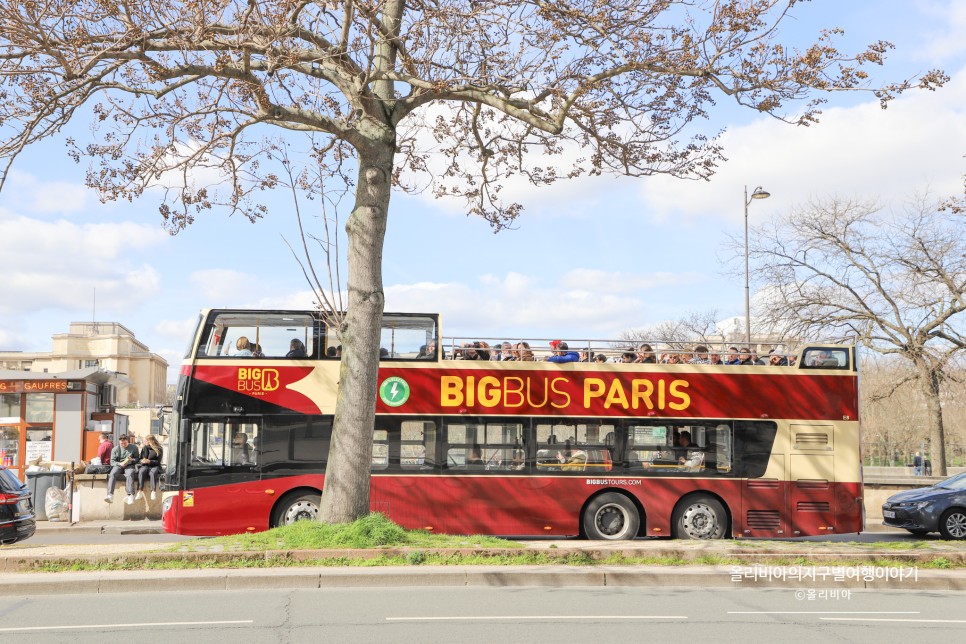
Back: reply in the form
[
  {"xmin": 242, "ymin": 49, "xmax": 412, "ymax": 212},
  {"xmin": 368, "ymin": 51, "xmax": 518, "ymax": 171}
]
[
  {"xmin": 947, "ymin": 513, "xmax": 966, "ymax": 538},
  {"xmin": 284, "ymin": 500, "xmax": 318, "ymax": 524},
  {"xmin": 682, "ymin": 503, "xmax": 718, "ymax": 539},
  {"xmin": 596, "ymin": 503, "xmax": 629, "ymax": 539}
]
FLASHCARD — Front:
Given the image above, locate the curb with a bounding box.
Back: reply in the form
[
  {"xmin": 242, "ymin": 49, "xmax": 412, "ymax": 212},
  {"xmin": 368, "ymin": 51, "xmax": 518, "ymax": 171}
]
[
  {"xmin": 2, "ymin": 564, "xmax": 965, "ymax": 595},
  {"xmin": 4, "ymin": 544, "xmax": 965, "ymax": 573}
]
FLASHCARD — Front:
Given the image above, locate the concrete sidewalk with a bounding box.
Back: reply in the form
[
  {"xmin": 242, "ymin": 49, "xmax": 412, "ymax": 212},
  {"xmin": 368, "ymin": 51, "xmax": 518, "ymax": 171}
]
[
  {"xmin": 2, "ymin": 564, "xmax": 965, "ymax": 595},
  {"xmin": 33, "ymin": 519, "xmax": 164, "ymax": 535}
]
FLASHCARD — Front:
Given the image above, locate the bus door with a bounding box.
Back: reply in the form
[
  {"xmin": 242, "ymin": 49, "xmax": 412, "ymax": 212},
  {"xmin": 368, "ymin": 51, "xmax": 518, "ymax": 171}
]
[
  {"xmin": 788, "ymin": 424, "xmax": 836, "ymax": 536},
  {"xmin": 737, "ymin": 421, "xmax": 787, "ymax": 537},
  {"xmin": 183, "ymin": 418, "xmax": 261, "ymax": 533}
]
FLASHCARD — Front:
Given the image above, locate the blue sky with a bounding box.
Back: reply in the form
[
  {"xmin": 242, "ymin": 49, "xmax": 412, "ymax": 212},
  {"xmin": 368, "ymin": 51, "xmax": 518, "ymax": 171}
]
[{"xmin": 2, "ymin": 1, "xmax": 965, "ymax": 383}]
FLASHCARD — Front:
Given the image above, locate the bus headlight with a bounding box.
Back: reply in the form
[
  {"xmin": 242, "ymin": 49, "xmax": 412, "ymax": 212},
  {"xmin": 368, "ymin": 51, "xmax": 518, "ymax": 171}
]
[{"xmin": 162, "ymin": 496, "xmax": 174, "ymax": 514}]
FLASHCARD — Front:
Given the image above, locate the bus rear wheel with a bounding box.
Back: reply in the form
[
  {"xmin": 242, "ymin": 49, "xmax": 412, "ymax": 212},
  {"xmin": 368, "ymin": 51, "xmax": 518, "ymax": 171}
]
[
  {"xmin": 673, "ymin": 495, "xmax": 727, "ymax": 539},
  {"xmin": 272, "ymin": 492, "xmax": 321, "ymax": 527},
  {"xmin": 582, "ymin": 493, "xmax": 640, "ymax": 540}
]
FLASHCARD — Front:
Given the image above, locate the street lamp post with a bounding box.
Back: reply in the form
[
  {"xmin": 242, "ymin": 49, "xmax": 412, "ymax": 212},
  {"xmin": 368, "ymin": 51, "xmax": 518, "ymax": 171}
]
[{"xmin": 744, "ymin": 185, "xmax": 770, "ymax": 345}]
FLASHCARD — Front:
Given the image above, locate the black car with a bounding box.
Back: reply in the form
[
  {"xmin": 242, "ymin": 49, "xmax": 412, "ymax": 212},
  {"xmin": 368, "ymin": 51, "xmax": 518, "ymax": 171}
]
[
  {"xmin": 882, "ymin": 472, "xmax": 966, "ymax": 539},
  {"xmin": 0, "ymin": 467, "xmax": 36, "ymax": 545}
]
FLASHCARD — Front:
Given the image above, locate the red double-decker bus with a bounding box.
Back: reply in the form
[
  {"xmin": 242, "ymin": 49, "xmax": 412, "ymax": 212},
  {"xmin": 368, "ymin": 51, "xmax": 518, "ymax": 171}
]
[{"xmin": 161, "ymin": 309, "xmax": 862, "ymax": 539}]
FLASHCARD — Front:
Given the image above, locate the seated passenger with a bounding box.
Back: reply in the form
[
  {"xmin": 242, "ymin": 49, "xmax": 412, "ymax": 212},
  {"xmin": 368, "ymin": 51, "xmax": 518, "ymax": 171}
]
[
  {"xmin": 594, "ymin": 353, "xmax": 608, "ymax": 364},
  {"xmin": 467, "ymin": 443, "xmax": 484, "ymax": 465},
  {"xmin": 634, "ymin": 344, "xmax": 657, "ymax": 364},
  {"xmin": 286, "ymin": 338, "xmax": 307, "ymax": 358},
  {"xmin": 235, "ymin": 336, "xmax": 253, "ymax": 356},
  {"xmin": 688, "ymin": 345, "xmax": 711, "ymax": 364},
  {"xmin": 768, "ymin": 350, "xmax": 788, "ymax": 366},
  {"xmin": 621, "ymin": 351, "xmax": 636, "ymax": 363},
  {"xmin": 232, "ymin": 433, "xmax": 251, "ymax": 465},
  {"xmin": 251, "ymin": 343, "xmax": 265, "ymax": 358},
  {"xmin": 675, "ymin": 431, "xmax": 704, "ymax": 471},
  {"xmin": 546, "ymin": 340, "xmax": 579, "ymax": 363}
]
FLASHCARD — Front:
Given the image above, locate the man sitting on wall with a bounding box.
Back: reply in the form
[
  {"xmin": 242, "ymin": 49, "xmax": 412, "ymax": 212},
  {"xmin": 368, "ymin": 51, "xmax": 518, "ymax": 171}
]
[
  {"xmin": 104, "ymin": 434, "xmax": 140, "ymax": 505},
  {"xmin": 84, "ymin": 432, "xmax": 113, "ymax": 474}
]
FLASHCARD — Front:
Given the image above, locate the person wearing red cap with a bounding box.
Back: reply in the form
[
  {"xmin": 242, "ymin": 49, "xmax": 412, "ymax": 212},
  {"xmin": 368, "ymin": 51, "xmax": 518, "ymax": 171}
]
[{"xmin": 547, "ymin": 340, "xmax": 580, "ymax": 363}]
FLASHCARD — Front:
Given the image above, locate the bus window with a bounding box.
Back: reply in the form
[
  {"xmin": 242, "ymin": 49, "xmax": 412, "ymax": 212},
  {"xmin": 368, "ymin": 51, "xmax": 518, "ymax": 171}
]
[
  {"xmin": 801, "ymin": 347, "xmax": 849, "ymax": 369},
  {"xmin": 444, "ymin": 420, "xmax": 523, "ymax": 471},
  {"xmin": 196, "ymin": 311, "xmax": 319, "ymax": 358},
  {"xmin": 190, "ymin": 421, "xmax": 227, "ymax": 465},
  {"xmin": 534, "ymin": 421, "xmax": 614, "ymax": 473},
  {"xmin": 372, "ymin": 430, "xmax": 389, "ymax": 470},
  {"xmin": 400, "ymin": 421, "xmax": 436, "ymax": 470},
  {"xmin": 379, "ymin": 315, "xmax": 437, "ymax": 360}
]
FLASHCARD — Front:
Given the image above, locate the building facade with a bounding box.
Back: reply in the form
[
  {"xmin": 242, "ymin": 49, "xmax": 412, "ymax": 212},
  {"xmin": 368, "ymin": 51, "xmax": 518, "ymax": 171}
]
[{"xmin": 0, "ymin": 322, "xmax": 168, "ymax": 406}]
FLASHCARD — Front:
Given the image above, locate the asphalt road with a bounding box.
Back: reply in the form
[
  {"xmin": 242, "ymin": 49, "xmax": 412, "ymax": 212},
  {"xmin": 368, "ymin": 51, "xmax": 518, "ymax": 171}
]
[{"xmin": 1, "ymin": 586, "xmax": 963, "ymax": 643}]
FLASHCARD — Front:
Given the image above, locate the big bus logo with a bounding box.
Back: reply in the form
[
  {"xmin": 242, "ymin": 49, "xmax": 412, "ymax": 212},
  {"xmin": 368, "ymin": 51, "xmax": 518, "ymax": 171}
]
[{"xmin": 237, "ymin": 368, "xmax": 280, "ymax": 394}]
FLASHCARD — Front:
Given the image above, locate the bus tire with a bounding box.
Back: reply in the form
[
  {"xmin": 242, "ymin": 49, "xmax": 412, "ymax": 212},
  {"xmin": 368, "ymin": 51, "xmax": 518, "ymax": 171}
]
[
  {"xmin": 271, "ymin": 492, "xmax": 321, "ymax": 527},
  {"xmin": 673, "ymin": 495, "xmax": 727, "ymax": 539},
  {"xmin": 582, "ymin": 492, "xmax": 640, "ymax": 540}
]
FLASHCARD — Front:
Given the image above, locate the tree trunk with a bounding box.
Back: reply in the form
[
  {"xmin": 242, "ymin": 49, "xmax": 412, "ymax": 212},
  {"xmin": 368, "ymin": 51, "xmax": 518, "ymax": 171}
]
[
  {"xmin": 319, "ymin": 140, "xmax": 394, "ymax": 524},
  {"xmin": 916, "ymin": 360, "xmax": 948, "ymax": 477}
]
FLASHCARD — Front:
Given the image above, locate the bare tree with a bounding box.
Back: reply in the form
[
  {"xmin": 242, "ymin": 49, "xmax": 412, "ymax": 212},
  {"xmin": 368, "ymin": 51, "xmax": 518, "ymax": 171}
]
[
  {"xmin": 0, "ymin": 2, "xmax": 946, "ymax": 522},
  {"xmin": 750, "ymin": 196, "xmax": 966, "ymax": 475},
  {"xmin": 621, "ymin": 310, "xmax": 722, "ymax": 353}
]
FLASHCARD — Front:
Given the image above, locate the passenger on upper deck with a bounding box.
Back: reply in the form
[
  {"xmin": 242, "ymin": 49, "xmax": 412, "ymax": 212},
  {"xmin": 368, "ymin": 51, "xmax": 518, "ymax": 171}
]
[
  {"xmin": 768, "ymin": 350, "xmax": 788, "ymax": 366},
  {"xmin": 688, "ymin": 345, "xmax": 711, "ymax": 364},
  {"xmin": 621, "ymin": 351, "xmax": 635, "ymax": 363},
  {"xmin": 235, "ymin": 337, "xmax": 253, "ymax": 356},
  {"xmin": 724, "ymin": 346, "xmax": 740, "ymax": 365},
  {"xmin": 547, "ymin": 340, "xmax": 580, "ymax": 363},
  {"xmin": 286, "ymin": 338, "xmax": 307, "ymax": 358},
  {"xmin": 737, "ymin": 348, "xmax": 755, "ymax": 365},
  {"xmin": 634, "ymin": 344, "xmax": 657, "ymax": 364},
  {"xmin": 593, "ymin": 353, "xmax": 608, "ymax": 364},
  {"xmin": 516, "ymin": 342, "xmax": 535, "ymax": 362},
  {"xmin": 251, "ymin": 343, "xmax": 265, "ymax": 358},
  {"xmin": 499, "ymin": 341, "xmax": 515, "ymax": 361},
  {"xmin": 709, "ymin": 351, "xmax": 723, "ymax": 365}
]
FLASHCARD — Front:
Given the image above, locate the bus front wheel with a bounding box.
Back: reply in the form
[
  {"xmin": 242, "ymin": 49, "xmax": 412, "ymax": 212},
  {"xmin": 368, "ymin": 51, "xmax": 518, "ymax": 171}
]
[
  {"xmin": 673, "ymin": 495, "xmax": 727, "ymax": 539},
  {"xmin": 582, "ymin": 492, "xmax": 640, "ymax": 540},
  {"xmin": 272, "ymin": 492, "xmax": 321, "ymax": 527}
]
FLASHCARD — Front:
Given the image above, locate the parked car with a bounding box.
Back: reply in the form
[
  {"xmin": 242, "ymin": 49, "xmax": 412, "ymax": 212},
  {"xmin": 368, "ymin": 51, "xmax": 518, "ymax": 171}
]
[
  {"xmin": 881, "ymin": 471, "xmax": 966, "ymax": 540},
  {"xmin": 0, "ymin": 467, "xmax": 36, "ymax": 545}
]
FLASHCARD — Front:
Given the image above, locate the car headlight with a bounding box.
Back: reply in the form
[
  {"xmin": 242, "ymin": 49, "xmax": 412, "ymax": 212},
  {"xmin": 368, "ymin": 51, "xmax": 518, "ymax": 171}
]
[{"xmin": 896, "ymin": 501, "xmax": 932, "ymax": 510}]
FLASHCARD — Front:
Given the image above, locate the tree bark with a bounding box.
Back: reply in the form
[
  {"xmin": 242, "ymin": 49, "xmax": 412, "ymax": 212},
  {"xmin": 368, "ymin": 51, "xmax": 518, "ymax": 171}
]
[
  {"xmin": 916, "ymin": 360, "xmax": 949, "ymax": 477},
  {"xmin": 319, "ymin": 139, "xmax": 394, "ymax": 524}
]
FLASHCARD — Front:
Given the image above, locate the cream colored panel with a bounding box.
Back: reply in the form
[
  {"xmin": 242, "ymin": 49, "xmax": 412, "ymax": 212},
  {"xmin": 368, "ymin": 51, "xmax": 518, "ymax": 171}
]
[
  {"xmin": 761, "ymin": 452, "xmax": 786, "ymax": 479},
  {"xmin": 791, "ymin": 453, "xmax": 835, "ymax": 481}
]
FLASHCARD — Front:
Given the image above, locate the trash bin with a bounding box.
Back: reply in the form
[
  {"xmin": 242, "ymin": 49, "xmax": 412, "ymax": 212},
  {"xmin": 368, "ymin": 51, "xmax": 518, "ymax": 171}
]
[{"xmin": 25, "ymin": 471, "xmax": 67, "ymax": 521}]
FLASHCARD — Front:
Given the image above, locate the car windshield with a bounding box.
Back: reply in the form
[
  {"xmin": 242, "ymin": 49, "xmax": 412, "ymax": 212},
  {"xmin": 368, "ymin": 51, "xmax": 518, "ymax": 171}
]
[{"xmin": 934, "ymin": 472, "xmax": 966, "ymax": 491}]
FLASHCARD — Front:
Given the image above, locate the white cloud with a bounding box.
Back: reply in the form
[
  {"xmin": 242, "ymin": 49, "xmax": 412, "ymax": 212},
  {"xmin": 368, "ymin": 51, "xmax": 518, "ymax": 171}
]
[
  {"xmin": 2, "ymin": 170, "xmax": 89, "ymax": 215},
  {"xmin": 0, "ymin": 211, "xmax": 167, "ymax": 316},
  {"xmin": 563, "ymin": 269, "xmax": 703, "ymax": 293},
  {"xmin": 382, "ymin": 271, "xmax": 706, "ymax": 339},
  {"xmin": 638, "ymin": 64, "xmax": 966, "ymax": 225},
  {"xmin": 918, "ymin": 0, "xmax": 966, "ymax": 60}
]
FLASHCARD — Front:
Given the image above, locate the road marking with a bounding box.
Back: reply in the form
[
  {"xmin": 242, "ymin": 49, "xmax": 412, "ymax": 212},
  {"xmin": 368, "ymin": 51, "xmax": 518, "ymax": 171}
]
[
  {"xmin": 387, "ymin": 615, "xmax": 687, "ymax": 621},
  {"xmin": 0, "ymin": 620, "xmax": 253, "ymax": 633},
  {"xmin": 821, "ymin": 618, "xmax": 966, "ymax": 624},
  {"xmin": 729, "ymin": 611, "xmax": 919, "ymax": 615}
]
